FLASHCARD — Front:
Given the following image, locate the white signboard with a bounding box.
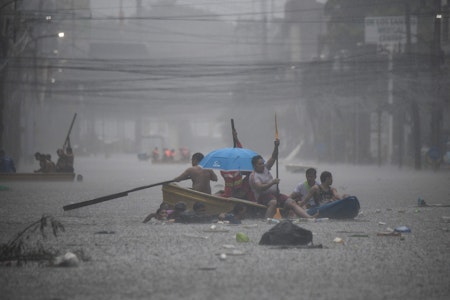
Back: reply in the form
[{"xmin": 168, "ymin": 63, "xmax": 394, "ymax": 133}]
[{"xmin": 365, "ymin": 16, "xmax": 417, "ymax": 48}]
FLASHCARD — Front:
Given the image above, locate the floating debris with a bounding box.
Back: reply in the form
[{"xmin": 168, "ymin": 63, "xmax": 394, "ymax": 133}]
[
  {"xmin": 203, "ymin": 225, "xmax": 229, "ymax": 233},
  {"xmin": 267, "ymin": 218, "xmax": 280, "ymax": 224},
  {"xmin": 203, "ymin": 229, "xmax": 229, "ymax": 233},
  {"xmin": 236, "ymin": 232, "xmax": 249, "ymax": 243},
  {"xmin": 53, "ymin": 252, "xmax": 79, "ymax": 267},
  {"xmin": 0, "ymin": 214, "xmax": 66, "ymax": 266},
  {"xmin": 333, "ymin": 237, "xmax": 344, "ymax": 243},
  {"xmin": 182, "ymin": 234, "xmax": 208, "ymax": 239},
  {"xmin": 227, "ymin": 250, "xmax": 245, "ymax": 256},
  {"xmin": 314, "ymin": 218, "xmax": 329, "ymax": 222},
  {"xmin": 348, "ymin": 234, "xmax": 369, "ymax": 237},
  {"xmin": 377, "ymin": 231, "xmax": 401, "ymax": 237},
  {"xmin": 216, "ymin": 250, "xmax": 246, "ymax": 257},
  {"xmin": 293, "ymin": 218, "xmax": 329, "ymax": 223},
  {"xmin": 394, "ymin": 226, "xmax": 411, "ymax": 233}
]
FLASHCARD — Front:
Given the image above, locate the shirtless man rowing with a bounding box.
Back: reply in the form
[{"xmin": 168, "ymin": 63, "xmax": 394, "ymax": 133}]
[{"xmin": 173, "ymin": 152, "xmax": 218, "ymax": 194}]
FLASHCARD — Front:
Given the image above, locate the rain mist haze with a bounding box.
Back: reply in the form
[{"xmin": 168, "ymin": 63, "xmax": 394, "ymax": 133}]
[
  {"xmin": 1, "ymin": 2, "xmax": 450, "ymax": 300},
  {"xmin": 0, "ymin": 0, "xmax": 449, "ymax": 169}
]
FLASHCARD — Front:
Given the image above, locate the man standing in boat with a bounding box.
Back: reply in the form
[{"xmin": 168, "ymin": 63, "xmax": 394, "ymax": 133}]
[{"xmin": 173, "ymin": 152, "xmax": 218, "ymax": 194}]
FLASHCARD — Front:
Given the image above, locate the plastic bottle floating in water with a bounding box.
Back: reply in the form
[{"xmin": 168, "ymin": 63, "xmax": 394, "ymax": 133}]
[
  {"xmin": 267, "ymin": 218, "xmax": 280, "ymax": 224},
  {"xmin": 394, "ymin": 226, "xmax": 411, "ymax": 233}
]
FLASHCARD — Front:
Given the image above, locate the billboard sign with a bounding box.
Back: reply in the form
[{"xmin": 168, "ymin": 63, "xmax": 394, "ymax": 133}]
[{"xmin": 365, "ymin": 16, "xmax": 417, "ymax": 49}]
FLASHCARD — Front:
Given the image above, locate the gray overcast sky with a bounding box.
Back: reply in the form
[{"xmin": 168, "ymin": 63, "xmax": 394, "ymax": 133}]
[{"xmin": 90, "ymin": 0, "xmax": 289, "ymax": 20}]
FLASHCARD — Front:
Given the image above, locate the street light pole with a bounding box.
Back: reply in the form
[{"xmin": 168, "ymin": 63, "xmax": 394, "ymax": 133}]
[
  {"xmin": 29, "ymin": 31, "xmax": 64, "ymax": 155},
  {"xmin": 430, "ymin": 1, "xmax": 444, "ymax": 170}
]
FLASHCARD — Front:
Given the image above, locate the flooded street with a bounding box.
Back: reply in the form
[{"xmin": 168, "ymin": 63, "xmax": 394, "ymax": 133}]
[
  {"xmin": 1, "ymin": 155, "xmax": 450, "ymax": 299},
  {"xmin": 2, "ymin": 1, "xmax": 449, "ymax": 298}
]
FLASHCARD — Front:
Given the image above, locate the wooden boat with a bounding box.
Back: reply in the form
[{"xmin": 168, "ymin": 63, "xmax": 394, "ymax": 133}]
[
  {"xmin": 162, "ymin": 183, "xmax": 267, "ymax": 216},
  {"xmin": 0, "ymin": 172, "xmax": 77, "ymax": 182}
]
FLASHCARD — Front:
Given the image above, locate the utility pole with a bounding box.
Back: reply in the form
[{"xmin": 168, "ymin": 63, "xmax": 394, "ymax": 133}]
[
  {"xmin": 405, "ymin": 0, "xmax": 422, "ymax": 170},
  {"xmin": 261, "ymin": 0, "xmax": 268, "ymax": 60},
  {"xmin": 430, "ymin": 0, "xmax": 443, "ymax": 170}
]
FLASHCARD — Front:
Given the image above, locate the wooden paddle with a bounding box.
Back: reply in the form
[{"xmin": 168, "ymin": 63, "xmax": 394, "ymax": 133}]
[
  {"xmin": 231, "ymin": 118, "xmax": 236, "ymax": 148},
  {"xmin": 62, "ymin": 179, "xmax": 176, "ymax": 211}
]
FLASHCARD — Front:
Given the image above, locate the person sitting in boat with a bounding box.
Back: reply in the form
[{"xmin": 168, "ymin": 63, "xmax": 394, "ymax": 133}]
[
  {"xmin": 56, "ymin": 148, "xmax": 74, "ymax": 173},
  {"xmin": 44, "ymin": 154, "xmax": 57, "ymax": 172},
  {"xmin": 163, "ymin": 148, "xmax": 171, "ymax": 162},
  {"xmin": 65, "ymin": 146, "xmax": 74, "ymax": 172},
  {"xmin": 152, "ymin": 147, "xmax": 159, "ymax": 162},
  {"xmin": 34, "ymin": 152, "xmax": 44, "ymax": 172},
  {"xmin": 297, "ymin": 171, "xmax": 360, "ymax": 219},
  {"xmin": 34, "ymin": 152, "xmax": 56, "ymax": 173},
  {"xmin": 172, "ymin": 152, "xmax": 218, "ymax": 194},
  {"xmin": 249, "ymin": 139, "xmax": 316, "ymax": 220},
  {"xmin": 298, "ymin": 171, "xmax": 345, "ymax": 207},
  {"xmin": 217, "ymin": 128, "xmax": 255, "ymax": 201},
  {"xmin": 0, "ymin": 149, "xmax": 16, "ymax": 173},
  {"xmin": 289, "ymin": 168, "xmax": 320, "ymax": 208}
]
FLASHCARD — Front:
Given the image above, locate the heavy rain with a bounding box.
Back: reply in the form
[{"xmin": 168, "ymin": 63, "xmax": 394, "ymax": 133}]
[{"xmin": 0, "ymin": 1, "xmax": 449, "ymax": 299}]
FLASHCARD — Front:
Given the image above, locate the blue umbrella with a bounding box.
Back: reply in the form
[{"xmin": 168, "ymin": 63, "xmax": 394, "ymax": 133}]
[{"xmin": 199, "ymin": 147, "xmax": 259, "ymax": 172}]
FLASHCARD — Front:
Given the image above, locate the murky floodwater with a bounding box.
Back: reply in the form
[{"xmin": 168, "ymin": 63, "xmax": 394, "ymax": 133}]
[{"xmin": 1, "ymin": 154, "xmax": 449, "ymax": 300}]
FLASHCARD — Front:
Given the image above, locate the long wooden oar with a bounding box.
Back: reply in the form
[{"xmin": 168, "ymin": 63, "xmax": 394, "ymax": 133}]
[
  {"xmin": 63, "ymin": 113, "xmax": 77, "ymax": 150},
  {"xmin": 63, "ymin": 179, "xmax": 176, "ymax": 211}
]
